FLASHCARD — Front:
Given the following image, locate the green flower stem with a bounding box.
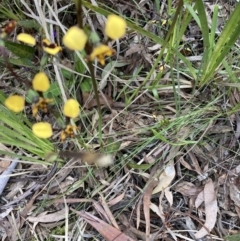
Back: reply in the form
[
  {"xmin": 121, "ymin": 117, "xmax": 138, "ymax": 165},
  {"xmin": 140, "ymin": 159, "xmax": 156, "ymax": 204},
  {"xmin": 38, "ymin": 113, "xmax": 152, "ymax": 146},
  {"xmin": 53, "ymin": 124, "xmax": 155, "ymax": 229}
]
[
  {"xmin": 76, "ymin": 0, "xmax": 83, "ymax": 29},
  {"xmin": 75, "ymin": 0, "xmax": 102, "ymax": 146},
  {"xmin": 87, "ymin": 61, "xmax": 103, "ymax": 145}
]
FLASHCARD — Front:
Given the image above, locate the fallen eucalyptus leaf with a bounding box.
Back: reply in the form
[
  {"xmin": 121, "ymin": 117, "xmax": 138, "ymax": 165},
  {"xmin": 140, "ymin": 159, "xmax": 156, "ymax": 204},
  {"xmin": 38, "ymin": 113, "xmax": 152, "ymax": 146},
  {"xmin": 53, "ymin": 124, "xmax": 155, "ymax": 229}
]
[
  {"xmin": 152, "ymin": 162, "xmax": 175, "ymax": 194},
  {"xmin": 195, "ymin": 179, "xmax": 218, "ymax": 239}
]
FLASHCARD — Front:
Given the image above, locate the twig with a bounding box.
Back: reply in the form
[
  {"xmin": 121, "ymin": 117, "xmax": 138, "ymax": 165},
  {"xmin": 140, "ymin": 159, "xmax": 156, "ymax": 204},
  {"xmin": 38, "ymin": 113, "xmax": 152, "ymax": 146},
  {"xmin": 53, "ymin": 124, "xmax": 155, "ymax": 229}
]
[{"xmin": 0, "ymin": 159, "xmax": 18, "ymax": 196}]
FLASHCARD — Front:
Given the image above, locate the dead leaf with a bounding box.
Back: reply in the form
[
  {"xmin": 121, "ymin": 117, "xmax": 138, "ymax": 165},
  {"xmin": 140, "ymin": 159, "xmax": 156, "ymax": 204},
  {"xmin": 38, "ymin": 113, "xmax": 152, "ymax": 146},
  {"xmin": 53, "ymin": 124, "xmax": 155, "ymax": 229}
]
[
  {"xmin": 195, "ymin": 179, "xmax": 218, "ymax": 239},
  {"xmin": 164, "ymin": 187, "xmax": 173, "ymax": 206},
  {"xmin": 91, "ymin": 0, "xmax": 106, "ymax": 29},
  {"xmin": 83, "ymin": 92, "xmax": 114, "ymax": 109},
  {"xmin": 125, "ymin": 43, "xmax": 144, "ymax": 57},
  {"xmin": 150, "ymin": 191, "xmax": 165, "ymax": 223},
  {"xmin": 0, "ymin": 208, "xmax": 12, "ymax": 221},
  {"xmin": 117, "ymin": 214, "xmax": 145, "ymax": 240},
  {"xmin": 152, "ymin": 161, "xmax": 175, "ymax": 194},
  {"xmin": 0, "ymin": 159, "xmax": 10, "ymax": 173},
  {"xmin": 27, "ymin": 208, "xmax": 67, "ymax": 223},
  {"xmin": 108, "ymin": 192, "xmax": 125, "ymax": 206},
  {"xmin": 73, "ymin": 210, "xmax": 135, "ymax": 241},
  {"xmin": 7, "ymin": 213, "xmax": 19, "ymax": 241},
  {"xmin": 167, "ymin": 227, "xmax": 178, "ymax": 240},
  {"xmin": 0, "ymin": 215, "xmax": 19, "ymax": 241},
  {"xmin": 0, "ymin": 143, "xmax": 13, "ymax": 170},
  {"xmin": 179, "ymin": 156, "xmax": 193, "ymax": 171},
  {"xmin": 148, "ymin": 43, "xmax": 161, "ymax": 51},
  {"xmin": 159, "ymin": 191, "xmax": 166, "ymax": 222},
  {"xmin": 195, "ymin": 190, "xmax": 204, "ymax": 209},
  {"xmin": 99, "ymin": 193, "xmax": 119, "ymax": 229},
  {"xmin": 119, "ymin": 141, "xmax": 133, "ymax": 150},
  {"xmin": 185, "ymin": 217, "xmax": 197, "ymax": 239},
  {"xmin": 187, "ymin": 150, "xmax": 203, "ymax": 175},
  {"xmin": 174, "ymin": 181, "xmax": 203, "ymax": 196},
  {"xmin": 235, "ymin": 206, "xmax": 240, "ymax": 218},
  {"xmin": 229, "ymin": 183, "xmax": 240, "ymax": 207},
  {"xmin": 144, "ymin": 177, "xmax": 158, "ymax": 241},
  {"xmin": 93, "ymin": 201, "xmax": 111, "ymax": 224},
  {"xmin": 136, "ymin": 198, "xmax": 141, "ymax": 229},
  {"xmin": 149, "ymin": 202, "xmax": 162, "ymax": 217},
  {"xmin": 48, "ymin": 159, "xmax": 79, "ymax": 194},
  {"xmin": 0, "ymin": 219, "xmax": 12, "ymax": 239},
  {"xmin": 20, "ymin": 189, "xmax": 40, "ymax": 228}
]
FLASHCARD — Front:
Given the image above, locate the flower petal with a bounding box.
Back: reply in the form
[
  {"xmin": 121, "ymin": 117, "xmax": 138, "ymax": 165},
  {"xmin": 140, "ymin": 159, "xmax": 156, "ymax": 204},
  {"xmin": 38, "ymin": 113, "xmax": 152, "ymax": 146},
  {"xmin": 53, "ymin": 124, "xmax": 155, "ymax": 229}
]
[
  {"xmin": 63, "ymin": 26, "xmax": 87, "ymax": 51},
  {"xmin": 32, "ymin": 122, "xmax": 53, "ymax": 138},
  {"xmin": 43, "ymin": 46, "xmax": 62, "ymax": 55},
  {"xmin": 63, "ymin": 99, "xmax": 80, "ymax": 118},
  {"xmin": 89, "ymin": 45, "xmax": 115, "ymax": 65},
  {"xmin": 105, "ymin": 15, "xmax": 126, "ymax": 40},
  {"xmin": 42, "ymin": 39, "xmax": 62, "ymax": 55},
  {"xmin": 32, "ymin": 72, "xmax": 50, "ymax": 92},
  {"xmin": 5, "ymin": 95, "xmax": 25, "ymax": 113},
  {"xmin": 17, "ymin": 33, "xmax": 36, "ymax": 46}
]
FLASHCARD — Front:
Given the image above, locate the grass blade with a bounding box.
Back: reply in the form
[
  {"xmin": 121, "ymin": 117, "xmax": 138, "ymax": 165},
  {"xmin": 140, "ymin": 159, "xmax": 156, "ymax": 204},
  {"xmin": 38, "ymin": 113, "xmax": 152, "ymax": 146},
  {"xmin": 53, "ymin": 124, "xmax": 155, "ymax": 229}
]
[{"xmin": 200, "ymin": 2, "xmax": 240, "ymax": 85}]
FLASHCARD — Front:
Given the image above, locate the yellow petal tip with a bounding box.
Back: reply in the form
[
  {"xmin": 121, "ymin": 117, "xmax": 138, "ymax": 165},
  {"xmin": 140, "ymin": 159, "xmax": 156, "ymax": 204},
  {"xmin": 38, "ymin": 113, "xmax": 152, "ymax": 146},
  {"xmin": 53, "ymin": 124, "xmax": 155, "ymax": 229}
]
[
  {"xmin": 63, "ymin": 26, "xmax": 87, "ymax": 51},
  {"xmin": 105, "ymin": 15, "xmax": 126, "ymax": 40},
  {"xmin": 32, "ymin": 72, "xmax": 50, "ymax": 92},
  {"xmin": 32, "ymin": 122, "xmax": 53, "ymax": 138},
  {"xmin": 17, "ymin": 33, "xmax": 36, "ymax": 46},
  {"xmin": 5, "ymin": 95, "xmax": 25, "ymax": 113},
  {"xmin": 63, "ymin": 99, "xmax": 80, "ymax": 118}
]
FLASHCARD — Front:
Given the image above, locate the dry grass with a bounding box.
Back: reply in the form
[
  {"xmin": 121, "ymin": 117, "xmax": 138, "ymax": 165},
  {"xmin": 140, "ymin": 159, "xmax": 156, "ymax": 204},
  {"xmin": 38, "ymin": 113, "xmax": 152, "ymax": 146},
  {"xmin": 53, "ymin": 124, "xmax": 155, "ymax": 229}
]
[{"xmin": 0, "ymin": 0, "xmax": 240, "ymax": 240}]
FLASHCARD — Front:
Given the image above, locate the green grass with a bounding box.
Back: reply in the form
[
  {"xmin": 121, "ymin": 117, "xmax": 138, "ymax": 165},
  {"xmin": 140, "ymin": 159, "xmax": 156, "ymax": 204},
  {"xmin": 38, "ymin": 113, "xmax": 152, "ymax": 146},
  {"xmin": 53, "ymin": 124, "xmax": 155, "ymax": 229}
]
[{"xmin": 1, "ymin": 0, "xmax": 240, "ymax": 240}]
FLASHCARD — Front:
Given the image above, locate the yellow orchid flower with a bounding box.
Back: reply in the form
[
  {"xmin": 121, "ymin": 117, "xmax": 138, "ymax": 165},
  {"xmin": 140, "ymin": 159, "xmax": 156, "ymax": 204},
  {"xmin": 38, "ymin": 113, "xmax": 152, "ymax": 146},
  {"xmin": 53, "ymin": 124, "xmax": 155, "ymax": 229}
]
[
  {"xmin": 60, "ymin": 125, "xmax": 78, "ymax": 142},
  {"xmin": 4, "ymin": 95, "xmax": 25, "ymax": 113},
  {"xmin": 42, "ymin": 39, "xmax": 62, "ymax": 55},
  {"xmin": 63, "ymin": 99, "xmax": 80, "ymax": 118},
  {"xmin": 32, "ymin": 72, "xmax": 50, "ymax": 92},
  {"xmin": 105, "ymin": 15, "xmax": 126, "ymax": 40},
  {"xmin": 17, "ymin": 33, "xmax": 36, "ymax": 46},
  {"xmin": 32, "ymin": 122, "xmax": 53, "ymax": 138},
  {"xmin": 63, "ymin": 26, "xmax": 87, "ymax": 51},
  {"xmin": 89, "ymin": 44, "xmax": 115, "ymax": 66},
  {"xmin": 32, "ymin": 97, "xmax": 53, "ymax": 117}
]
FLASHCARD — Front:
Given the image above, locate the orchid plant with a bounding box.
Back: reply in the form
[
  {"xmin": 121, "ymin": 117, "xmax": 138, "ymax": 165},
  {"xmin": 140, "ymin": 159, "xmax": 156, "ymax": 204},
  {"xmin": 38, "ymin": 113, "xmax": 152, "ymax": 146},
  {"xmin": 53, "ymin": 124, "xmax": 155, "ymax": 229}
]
[{"xmin": 3, "ymin": 3, "xmax": 126, "ymax": 142}]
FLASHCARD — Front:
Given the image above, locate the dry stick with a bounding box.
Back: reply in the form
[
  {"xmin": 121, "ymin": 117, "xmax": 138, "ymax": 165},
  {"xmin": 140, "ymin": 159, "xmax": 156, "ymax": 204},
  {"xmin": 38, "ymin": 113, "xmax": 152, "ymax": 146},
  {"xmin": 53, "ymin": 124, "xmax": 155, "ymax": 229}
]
[
  {"xmin": 0, "ymin": 159, "xmax": 18, "ymax": 195},
  {"xmin": 76, "ymin": 0, "xmax": 103, "ymax": 145},
  {"xmin": 10, "ymin": 161, "xmax": 58, "ymax": 184},
  {"xmin": 1, "ymin": 162, "xmax": 58, "ymax": 209},
  {"xmin": 1, "ymin": 183, "xmax": 41, "ymax": 209}
]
